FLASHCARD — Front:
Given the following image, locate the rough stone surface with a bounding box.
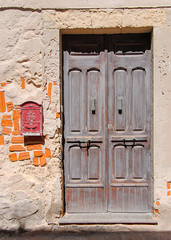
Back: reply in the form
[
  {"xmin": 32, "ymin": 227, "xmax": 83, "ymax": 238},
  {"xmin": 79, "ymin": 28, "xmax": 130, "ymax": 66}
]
[{"xmin": 0, "ymin": 1, "xmax": 171, "ymax": 234}]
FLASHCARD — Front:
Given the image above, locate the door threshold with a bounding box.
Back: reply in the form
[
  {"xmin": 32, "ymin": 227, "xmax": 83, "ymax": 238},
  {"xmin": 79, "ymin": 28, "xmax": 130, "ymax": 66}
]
[{"xmin": 58, "ymin": 213, "xmax": 157, "ymax": 225}]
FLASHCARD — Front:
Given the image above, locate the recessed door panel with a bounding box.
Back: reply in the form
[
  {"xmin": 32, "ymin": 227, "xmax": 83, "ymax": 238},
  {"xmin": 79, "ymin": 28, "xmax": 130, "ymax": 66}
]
[
  {"xmin": 114, "ymin": 69, "xmax": 127, "ymax": 131},
  {"xmin": 87, "ymin": 70, "xmax": 101, "ymax": 132},
  {"xmin": 69, "ymin": 147, "xmax": 82, "ymax": 180},
  {"xmin": 113, "ymin": 146, "xmax": 127, "ymax": 179},
  {"xmin": 132, "ymin": 146, "xmax": 145, "ymax": 179},
  {"xmin": 69, "ymin": 70, "xmax": 82, "ymax": 132},
  {"xmin": 88, "ymin": 146, "xmax": 100, "ymax": 180},
  {"xmin": 132, "ymin": 68, "xmax": 145, "ymax": 131}
]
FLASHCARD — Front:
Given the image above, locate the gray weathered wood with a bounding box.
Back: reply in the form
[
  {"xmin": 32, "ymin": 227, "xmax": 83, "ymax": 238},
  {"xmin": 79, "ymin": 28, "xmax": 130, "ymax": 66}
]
[
  {"xmin": 108, "ymin": 50, "xmax": 151, "ymax": 212},
  {"xmin": 63, "ymin": 34, "xmax": 151, "ymax": 214},
  {"xmin": 64, "ymin": 50, "xmax": 107, "ymax": 213}
]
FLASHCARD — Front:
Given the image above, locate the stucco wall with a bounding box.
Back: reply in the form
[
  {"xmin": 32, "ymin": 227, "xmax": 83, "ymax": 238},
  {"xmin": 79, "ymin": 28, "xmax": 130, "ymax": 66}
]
[{"xmin": 0, "ymin": 2, "xmax": 171, "ymax": 233}]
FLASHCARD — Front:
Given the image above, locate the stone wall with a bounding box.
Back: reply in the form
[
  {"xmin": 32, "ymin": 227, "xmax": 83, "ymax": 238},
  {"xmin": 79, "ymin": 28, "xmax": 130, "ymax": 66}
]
[{"xmin": 0, "ymin": 1, "xmax": 171, "ymax": 233}]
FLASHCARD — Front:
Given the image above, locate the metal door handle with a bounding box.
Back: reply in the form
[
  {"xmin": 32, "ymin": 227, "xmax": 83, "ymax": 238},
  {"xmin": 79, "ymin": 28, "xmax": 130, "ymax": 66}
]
[
  {"xmin": 118, "ymin": 96, "xmax": 123, "ymax": 114},
  {"xmin": 91, "ymin": 98, "xmax": 96, "ymax": 114},
  {"xmin": 113, "ymin": 139, "xmax": 145, "ymax": 148},
  {"xmin": 69, "ymin": 140, "xmax": 100, "ymax": 155}
]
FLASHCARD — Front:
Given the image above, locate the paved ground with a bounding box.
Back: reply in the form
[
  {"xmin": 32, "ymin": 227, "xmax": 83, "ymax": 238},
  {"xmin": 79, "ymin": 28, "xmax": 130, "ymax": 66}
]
[{"xmin": 1, "ymin": 231, "xmax": 171, "ymax": 240}]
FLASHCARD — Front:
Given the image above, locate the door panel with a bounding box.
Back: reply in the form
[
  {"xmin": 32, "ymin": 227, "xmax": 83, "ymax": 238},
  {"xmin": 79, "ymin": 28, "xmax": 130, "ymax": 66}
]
[
  {"xmin": 69, "ymin": 70, "xmax": 82, "ymax": 132},
  {"xmin": 63, "ymin": 34, "xmax": 151, "ymax": 214},
  {"xmin": 113, "ymin": 68, "xmax": 127, "ymax": 131},
  {"xmin": 64, "ymin": 50, "xmax": 107, "ymax": 213},
  {"xmin": 113, "ymin": 146, "xmax": 127, "ymax": 179},
  {"xmin": 108, "ymin": 186, "xmax": 149, "ymax": 213},
  {"xmin": 87, "ymin": 70, "xmax": 101, "ymax": 132},
  {"xmin": 88, "ymin": 147, "xmax": 100, "ymax": 180},
  {"xmin": 108, "ymin": 51, "xmax": 151, "ymax": 212},
  {"xmin": 132, "ymin": 146, "xmax": 145, "ymax": 179},
  {"xmin": 132, "ymin": 68, "xmax": 145, "ymax": 131},
  {"xmin": 66, "ymin": 187, "xmax": 105, "ymax": 213},
  {"xmin": 69, "ymin": 147, "xmax": 81, "ymax": 180}
]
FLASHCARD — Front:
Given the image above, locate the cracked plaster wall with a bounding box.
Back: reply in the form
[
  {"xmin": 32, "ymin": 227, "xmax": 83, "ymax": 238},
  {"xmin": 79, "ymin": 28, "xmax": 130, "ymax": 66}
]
[{"xmin": 0, "ymin": 4, "xmax": 171, "ymax": 233}]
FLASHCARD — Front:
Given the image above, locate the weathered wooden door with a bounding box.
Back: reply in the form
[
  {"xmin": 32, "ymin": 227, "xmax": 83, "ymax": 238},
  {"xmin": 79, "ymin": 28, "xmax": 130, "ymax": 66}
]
[{"xmin": 63, "ymin": 34, "xmax": 151, "ymax": 213}]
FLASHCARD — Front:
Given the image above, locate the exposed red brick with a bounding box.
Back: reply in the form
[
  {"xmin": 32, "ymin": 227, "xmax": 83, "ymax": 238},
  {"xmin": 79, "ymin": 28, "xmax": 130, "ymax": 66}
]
[
  {"xmin": 167, "ymin": 182, "xmax": 171, "ymax": 189},
  {"xmin": 45, "ymin": 148, "xmax": 51, "ymax": 158},
  {"xmin": 56, "ymin": 112, "xmax": 60, "ymax": 118},
  {"xmin": 18, "ymin": 152, "xmax": 30, "ymax": 161},
  {"xmin": 1, "ymin": 83, "xmax": 10, "ymax": 87},
  {"xmin": 6, "ymin": 102, "xmax": 14, "ymax": 112},
  {"xmin": 9, "ymin": 153, "xmax": 17, "ymax": 162},
  {"xmin": 14, "ymin": 105, "xmax": 20, "ymax": 110},
  {"xmin": 11, "ymin": 136, "xmax": 24, "ymax": 144},
  {"xmin": 34, "ymin": 151, "xmax": 43, "ymax": 157},
  {"xmin": 48, "ymin": 83, "xmax": 52, "ymax": 102},
  {"xmin": 21, "ymin": 77, "xmax": 25, "ymax": 89},
  {"xmin": 2, "ymin": 127, "xmax": 11, "ymax": 135},
  {"xmin": 14, "ymin": 120, "xmax": 20, "ymax": 131},
  {"xmin": 1, "ymin": 119, "xmax": 13, "ymax": 127},
  {"xmin": 156, "ymin": 201, "xmax": 160, "ymax": 206},
  {"xmin": 0, "ymin": 91, "xmax": 6, "ymax": 112},
  {"xmin": 154, "ymin": 209, "xmax": 159, "ymax": 214},
  {"xmin": 13, "ymin": 110, "xmax": 20, "ymax": 120},
  {"xmin": 2, "ymin": 115, "xmax": 11, "ymax": 119},
  {"xmin": 9, "ymin": 145, "xmax": 25, "ymax": 152},
  {"xmin": 167, "ymin": 191, "xmax": 171, "ymax": 196},
  {"xmin": 33, "ymin": 157, "xmax": 39, "ymax": 166},
  {"xmin": 0, "ymin": 135, "xmax": 4, "ymax": 145},
  {"xmin": 40, "ymin": 154, "xmax": 46, "ymax": 167},
  {"xmin": 12, "ymin": 131, "xmax": 21, "ymax": 135},
  {"xmin": 26, "ymin": 144, "xmax": 42, "ymax": 151}
]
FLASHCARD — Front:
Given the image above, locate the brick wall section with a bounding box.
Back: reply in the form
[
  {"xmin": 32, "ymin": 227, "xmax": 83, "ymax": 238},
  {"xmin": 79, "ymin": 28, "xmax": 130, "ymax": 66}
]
[
  {"xmin": 6, "ymin": 102, "xmax": 14, "ymax": 112},
  {"xmin": 167, "ymin": 182, "xmax": 171, "ymax": 196},
  {"xmin": 0, "ymin": 91, "xmax": 6, "ymax": 112},
  {"xmin": 0, "ymin": 135, "xmax": 4, "ymax": 145},
  {"xmin": 21, "ymin": 77, "xmax": 25, "ymax": 89},
  {"xmin": 154, "ymin": 200, "xmax": 160, "ymax": 218},
  {"xmin": 48, "ymin": 82, "xmax": 52, "ymax": 103},
  {"xmin": 0, "ymin": 82, "xmax": 52, "ymax": 167}
]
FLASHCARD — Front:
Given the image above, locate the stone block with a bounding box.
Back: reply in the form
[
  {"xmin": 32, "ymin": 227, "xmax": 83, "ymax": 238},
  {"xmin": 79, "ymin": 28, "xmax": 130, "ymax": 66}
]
[
  {"xmin": 34, "ymin": 151, "xmax": 43, "ymax": 157},
  {"xmin": 0, "ymin": 91, "xmax": 6, "ymax": 112},
  {"xmin": 2, "ymin": 127, "xmax": 11, "ymax": 135},
  {"xmin": 11, "ymin": 136, "xmax": 24, "ymax": 144},
  {"xmin": 9, "ymin": 153, "xmax": 17, "ymax": 161},
  {"xmin": 40, "ymin": 154, "xmax": 46, "ymax": 167},
  {"xmin": 9, "ymin": 145, "xmax": 26, "ymax": 152},
  {"xmin": 1, "ymin": 119, "xmax": 13, "ymax": 127},
  {"xmin": 18, "ymin": 152, "xmax": 30, "ymax": 160},
  {"xmin": 26, "ymin": 144, "xmax": 42, "ymax": 151}
]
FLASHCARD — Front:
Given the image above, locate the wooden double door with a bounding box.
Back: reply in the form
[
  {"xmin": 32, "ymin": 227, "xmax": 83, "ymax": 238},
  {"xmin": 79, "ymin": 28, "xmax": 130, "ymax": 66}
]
[{"xmin": 63, "ymin": 34, "xmax": 151, "ymax": 213}]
